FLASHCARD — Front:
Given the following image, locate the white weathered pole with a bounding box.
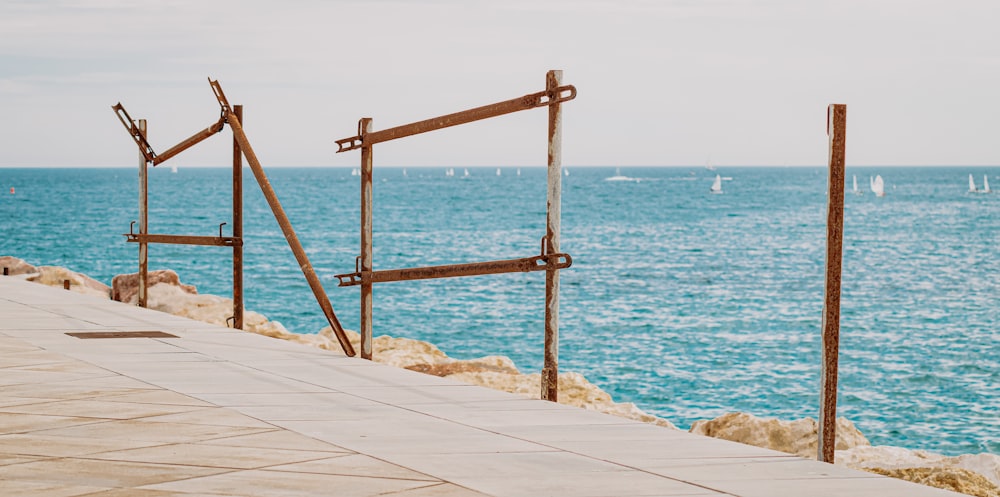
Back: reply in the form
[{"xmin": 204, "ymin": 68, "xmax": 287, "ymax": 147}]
[
  {"xmin": 360, "ymin": 118, "xmax": 374, "ymax": 360},
  {"xmin": 542, "ymin": 70, "xmax": 564, "ymax": 402}
]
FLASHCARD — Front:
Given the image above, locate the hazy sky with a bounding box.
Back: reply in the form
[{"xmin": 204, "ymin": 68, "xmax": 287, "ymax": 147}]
[{"xmin": 1, "ymin": 0, "xmax": 997, "ymax": 168}]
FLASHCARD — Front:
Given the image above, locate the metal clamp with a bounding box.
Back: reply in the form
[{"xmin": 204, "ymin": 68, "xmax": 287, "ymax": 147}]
[{"xmin": 112, "ymin": 103, "xmax": 156, "ymax": 163}]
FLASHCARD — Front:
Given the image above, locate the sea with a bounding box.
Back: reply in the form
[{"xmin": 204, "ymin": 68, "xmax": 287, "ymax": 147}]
[{"xmin": 1, "ymin": 165, "xmax": 997, "ymax": 456}]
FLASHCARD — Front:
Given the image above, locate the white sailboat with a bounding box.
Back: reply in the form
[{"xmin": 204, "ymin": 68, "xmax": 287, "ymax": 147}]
[
  {"xmin": 871, "ymin": 174, "xmax": 885, "ymax": 197},
  {"xmin": 170, "ymin": 164, "xmax": 178, "ymax": 174},
  {"xmin": 516, "ymin": 168, "xmax": 521, "ymax": 176},
  {"xmin": 709, "ymin": 174, "xmax": 723, "ymax": 194},
  {"xmin": 496, "ymin": 168, "xmax": 501, "ymax": 176},
  {"xmin": 564, "ymin": 167, "xmax": 569, "ymax": 177},
  {"xmin": 852, "ymin": 175, "xmax": 862, "ymax": 195},
  {"xmin": 463, "ymin": 168, "xmax": 469, "ymax": 177},
  {"xmin": 969, "ymin": 174, "xmax": 977, "ymax": 193},
  {"xmin": 984, "ymin": 175, "xmax": 992, "ymax": 193},
  {"xmin": 605, "ymin": 167, "xmax": 630, "ymax": 181},
  {"xmin": 351, "ymin": 168, "xmax": 359, "ymax": 176}
]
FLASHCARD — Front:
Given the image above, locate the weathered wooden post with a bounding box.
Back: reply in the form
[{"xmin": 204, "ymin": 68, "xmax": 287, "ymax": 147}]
[
  {"xmin": 542, "ymin": 70, "xmax": 564, "ymax": 402},
  {"xmin": 819, "ymin": 103, "xmax": 847, "ymax": 463}
]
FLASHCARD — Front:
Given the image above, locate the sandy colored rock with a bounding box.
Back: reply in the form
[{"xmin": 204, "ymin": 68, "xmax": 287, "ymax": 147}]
[
  {"xmin": 23, "ymin": 265, "xmax": 111, "ymax": 299},
  {"xmin": 839, "ymin": 445, "xmax": 1000, "ymax": 489},
  {"xmin": 689, "ymin": 412, "xmax": 869, "ymax": 458},
  {"xmin": 112, "ymin": 269, "xmax": 197, "ymax": 303},
  {"xmin": 864, "ymin": 467, "xmax": 999, "ymax": 497},
  {"xmin": 0, "ymin": 256, "xmax": 37, "ymax": 275}
]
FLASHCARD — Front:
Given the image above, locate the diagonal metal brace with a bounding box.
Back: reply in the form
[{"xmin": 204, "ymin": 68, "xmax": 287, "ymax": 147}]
[
  {"xmin": 335, "ymin": 84, "xmax": 577, "ymax": 152},
  {"xmin": 112, "ymin": 101, "xmax": 226, "ymax": 167},
  {"xmin": 208, "ymin": 77, "xmax": 357, "ymax": 358}
]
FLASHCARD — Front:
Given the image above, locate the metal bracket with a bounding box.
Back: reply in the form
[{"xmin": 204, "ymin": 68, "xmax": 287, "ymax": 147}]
[{"xmin": 113, "ymin": 103, "xmax": 156, "ymax": 163}]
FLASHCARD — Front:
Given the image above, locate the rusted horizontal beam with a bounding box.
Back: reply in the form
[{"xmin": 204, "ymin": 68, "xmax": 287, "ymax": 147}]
[
  {"xmin": 335, "ymin": 253, "xmax": 572, "ymax": 287},
  {"xmin": 151, "ymin": 117, "xmax": 226, "ymax": 166},
  {"xmin": 335, "ymin": 85, "xmax": 577, "ymax": 152},
  {"xmin": 125, "ymin": 233, "xmax": 242, "ymax": 247}
]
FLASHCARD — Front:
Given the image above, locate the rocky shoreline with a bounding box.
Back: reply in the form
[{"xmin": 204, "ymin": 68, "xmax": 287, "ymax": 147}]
[{"xmin": 2, "ymin": 255, "xmax": 997, "ymax": 497}]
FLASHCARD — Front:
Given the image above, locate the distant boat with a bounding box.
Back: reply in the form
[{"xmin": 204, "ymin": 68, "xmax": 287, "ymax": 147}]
[
  {"xmin": 605, "ymin": 167, "xmax": 631, "ymax": 181},
  {"xmin": 403, "ymin": 168, "xmax": 407, "ymax": 177},
  {"xmin": 852, "ymin": 175, "xmax": 862, "ymax": 195},
  {"xmin": 710, "ymin": 174, "xmax": 723, "ymax": 194},
  {"xmin": 445, "ymin": 168, "xmax": 454, "ymax": 177},
  {"xmin": 463, "ymin": 168, "xmax": 469, "ymax": 177},
  {"xmin": 516, "ymin": 168, "xmax": 521, "ymax": 176},
  {"xmin": 564, "ymin": 167, "xmax": 569, "ymax": 177},
  {"xmin": 351, "ymin": 168, "xmax": 359, "ymax": 176},
  {"xmin": 871, "ymin": 174, "xmax": 885, "ymax": 197},
  {"xmin": 984, "ymin": 175, "xmax": 992, "ymax": 194},
  {"xmin": 496, "ymin": 168, "xmax": 501, "ymax": 176},
  {"xmin": 170, "ymin": 164, "xmax": 178, "ymax": 174},
  {"xmin": 969, "ymin": 174, "xmax": 977, "ymax": 193}
]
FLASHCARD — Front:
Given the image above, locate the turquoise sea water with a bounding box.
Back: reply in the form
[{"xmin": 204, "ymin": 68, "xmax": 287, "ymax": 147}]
[{"xmin": 1, "ymin": 165, "xmax": 997, "ymax": 456}]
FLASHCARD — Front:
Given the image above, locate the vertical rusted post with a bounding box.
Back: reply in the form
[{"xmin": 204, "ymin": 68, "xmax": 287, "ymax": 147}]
[
  {"xmin": 819, "ymin": 104, "xmax": 847, "ymax": 463},
  {"xmin": 360, "ymin": 118, "xmax": 374, "ymax": 360},
  {"xmin": 63, "ymin": 279, "xmax": 70, "ymax": 290},
  {"xmin": 138, "ymin": 119, "xmax": 149, "ymax": 308},
  {"xmin": 232, "ymin": 105, "xmax": 244, "ymax": 330},
  {"xmin": 542, "ymin": 70, "xmax": 563, "ymax": 402}
]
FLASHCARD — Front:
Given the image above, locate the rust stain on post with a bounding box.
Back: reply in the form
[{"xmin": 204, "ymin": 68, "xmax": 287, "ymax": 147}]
[
  {"xmin": 542, "ymin": 70, "xmax": 564, "ymax": 402},
  {"xmin": 232, "ymin": 105, "xmax": 244, "ymax": 330},
  {"xmin": 138, "ymin": 119, "xmax": 148, "ymax": 308},
  {"xmin": 819, "ymin": 103, "xmax": 847, "ymax": 463},
  {"xmin": 360, "ymin": 118, "xmax": 374, "ymax": 360}
]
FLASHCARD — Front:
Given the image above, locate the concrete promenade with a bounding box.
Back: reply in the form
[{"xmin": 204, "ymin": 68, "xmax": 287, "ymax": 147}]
[{"xmin": 0, "ymin": 277, "xmax": 959, "ymax": 496}]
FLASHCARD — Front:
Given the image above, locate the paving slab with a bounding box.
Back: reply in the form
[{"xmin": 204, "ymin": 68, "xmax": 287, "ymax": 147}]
[{"xmin": 0, "ymin": 277, "xmax": 962, "ymax": 496}]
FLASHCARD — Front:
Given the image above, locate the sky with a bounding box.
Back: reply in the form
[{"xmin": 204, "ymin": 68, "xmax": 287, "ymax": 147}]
[{"xmin": 1, "ymin": 0, "xmax": 998, "ymax": 168}]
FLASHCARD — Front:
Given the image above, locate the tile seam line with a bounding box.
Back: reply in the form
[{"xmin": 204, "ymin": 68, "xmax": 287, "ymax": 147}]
[{"xmin": 225, "ymin": 359, "xmax": 744, "ymax": 496}]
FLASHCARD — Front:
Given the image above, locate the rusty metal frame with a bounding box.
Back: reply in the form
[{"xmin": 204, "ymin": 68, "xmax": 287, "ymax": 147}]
[
  {"xmin": 113, "ymin": 99, "xmax": 244, "ymax": 331},
  {"xmin": 333, "ymin": 70, "xmax": 575, "ymax": 401},
  {"xmin": 112, "ymin": 80, "xmax": 356, "ymax": 356}
]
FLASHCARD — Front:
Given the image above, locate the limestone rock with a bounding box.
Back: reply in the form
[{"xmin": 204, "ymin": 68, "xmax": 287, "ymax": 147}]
[
  {"xmin": 112, "ymin": 269, "xmax": 196, "ymax": 303},
  {"xmin": 0, "ymin": 256, "xmax": 37, "ymax": 275},
  {"xmin": 689, "ymin": 412, "xmax": 870, "ymax": 458},
  {"xmin": 864, "ymin": 467, "xmax": 999, "ymax": 497},
  {"xmin": 839, "ymin": 445, "xmax": 1000, "ymax": 490},
  {"xmin": 25, "ymin": 265, "xmax": 111, "ymax": 299}
]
